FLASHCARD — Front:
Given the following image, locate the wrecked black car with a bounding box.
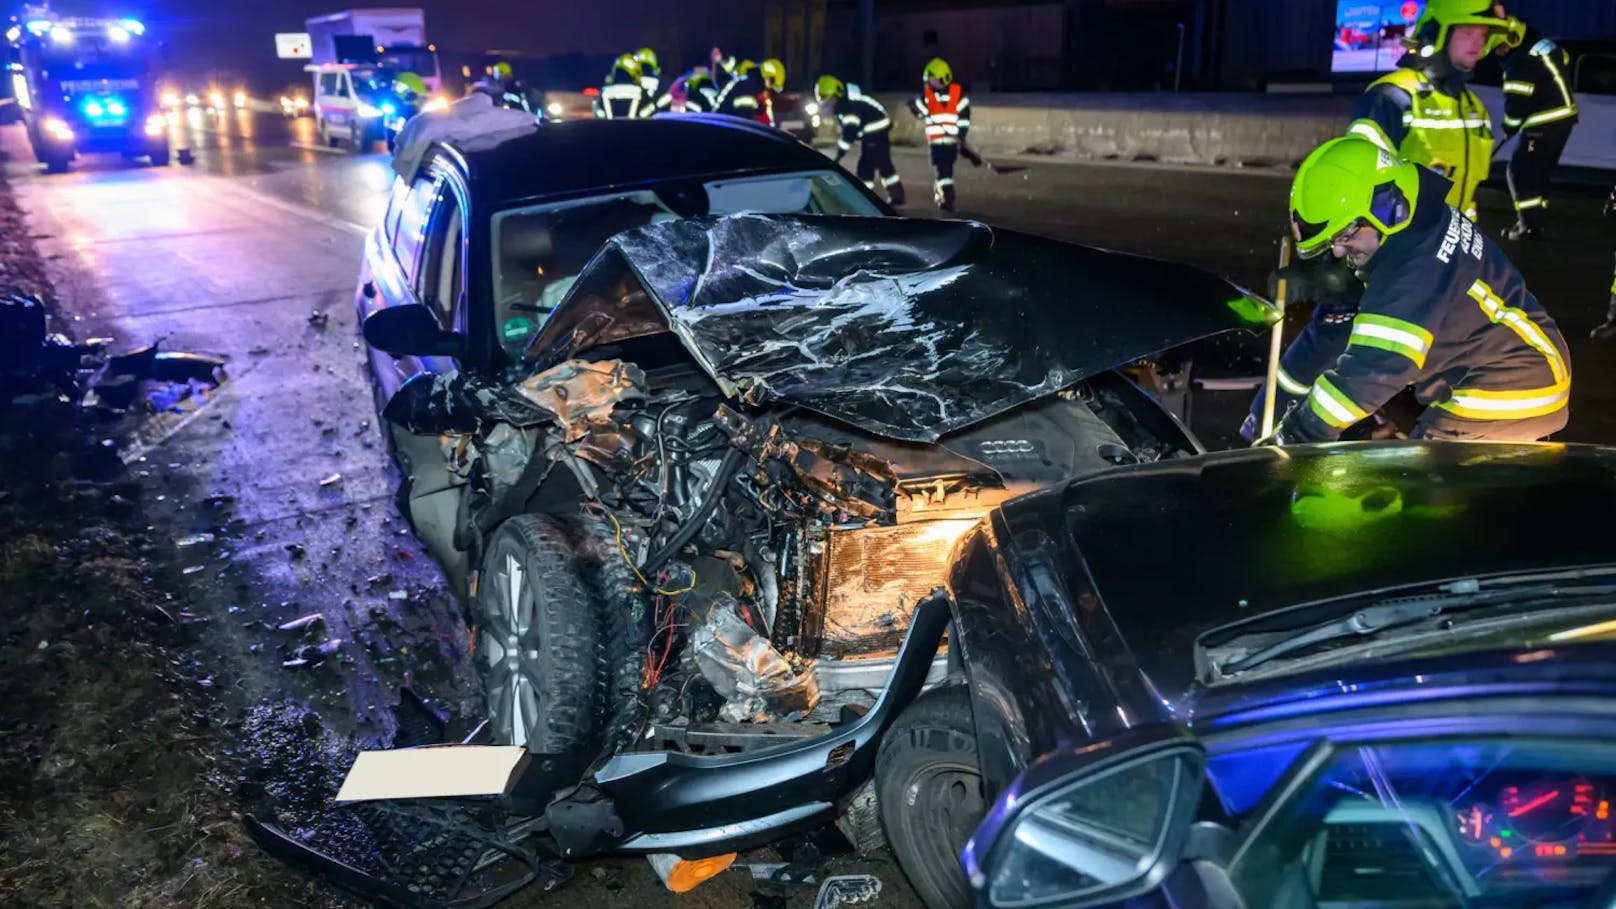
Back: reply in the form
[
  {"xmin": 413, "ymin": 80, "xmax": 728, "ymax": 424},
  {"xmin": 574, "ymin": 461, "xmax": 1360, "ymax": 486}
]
[
  {"xmin": 363, "ymin": 209, "xmax": 1270, "ymax": 759},
  {"xmin": 246, "ymin": 117, "xmax": 1276, "ymax": 908},
  {"xmin": 938, "ymin": 442, "xmax": 1616, "ymax": 909}
]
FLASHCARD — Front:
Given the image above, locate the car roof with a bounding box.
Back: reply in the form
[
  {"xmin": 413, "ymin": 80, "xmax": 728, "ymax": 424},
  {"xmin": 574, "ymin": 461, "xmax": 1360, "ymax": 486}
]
[{"xmin": 457, "ymin": 115, "xmax": 837, "ymax": 206}]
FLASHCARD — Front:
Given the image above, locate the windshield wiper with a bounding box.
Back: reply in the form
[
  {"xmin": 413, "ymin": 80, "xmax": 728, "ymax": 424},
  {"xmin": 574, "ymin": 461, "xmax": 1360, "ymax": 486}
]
[{"xmin": 1218, "ymin": 574, "xmax": 1616, "ymax": 676}]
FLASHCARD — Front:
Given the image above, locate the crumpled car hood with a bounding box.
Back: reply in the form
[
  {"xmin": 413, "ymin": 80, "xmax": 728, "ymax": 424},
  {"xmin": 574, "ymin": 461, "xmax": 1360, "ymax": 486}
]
[{"xmin": 522, "ymin": 214, "xmax": 1274, "ymax": 443}]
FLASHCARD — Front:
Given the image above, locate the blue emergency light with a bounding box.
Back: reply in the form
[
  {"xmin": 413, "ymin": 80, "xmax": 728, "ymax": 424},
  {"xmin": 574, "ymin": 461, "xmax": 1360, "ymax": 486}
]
[{"xmin": 82, "ymin": 95, "xmax": 130, "ymax": 122}]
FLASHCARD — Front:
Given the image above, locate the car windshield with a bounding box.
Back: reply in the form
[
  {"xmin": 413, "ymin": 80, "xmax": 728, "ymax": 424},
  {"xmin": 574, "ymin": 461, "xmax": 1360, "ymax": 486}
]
[
  {"xmin": 1228, "ymin": 738, "xmax": 1616, "ymax": 908},
  {"xmin": 489, "ymin": 170, "xmax": 883, "ymax": 358}
]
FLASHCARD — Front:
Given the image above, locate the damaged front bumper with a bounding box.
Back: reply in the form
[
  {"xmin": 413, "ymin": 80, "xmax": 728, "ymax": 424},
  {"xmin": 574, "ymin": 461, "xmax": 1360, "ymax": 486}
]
[{"xmin": 248, "ymin": 596, "xmax": 953, "ymax": 905}]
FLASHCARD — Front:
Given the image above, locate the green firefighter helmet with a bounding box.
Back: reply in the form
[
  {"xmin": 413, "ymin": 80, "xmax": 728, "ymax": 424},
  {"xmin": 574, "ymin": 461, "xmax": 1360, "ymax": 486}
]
[
  {"xmin": 1405, "ymin": 0, "xmax": 1523, "ymax": 56},
  {"xmin": 760, "ymin": 58, "xmax": 786, "ymax": 92},
  {"xmin": 613, "ymin": 53, "xmax": 641, "ymax": 80},
  {"xmin": 634, "ymin": 47, "xmax": 659, "ymax": 76},
  {"xmin": 1289, "ymin": 137, "xmax": 1423, "ymax": 259},
  {"xmin": 814, "ymin": 74, "xmax": 846, "ymax": 102},
  {"xmin": 923, "ymin": 57, "xmax": 953, "ymax": 85},
  {"xmin": 489, "ymin": 61, "xmax": 513, "ymax": 81}
]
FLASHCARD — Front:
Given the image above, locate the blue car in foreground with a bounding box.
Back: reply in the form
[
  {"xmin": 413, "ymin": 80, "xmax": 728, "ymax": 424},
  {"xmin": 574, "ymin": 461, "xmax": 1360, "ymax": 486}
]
[{"xmin": 879, "ymin": 441, "xmax": 1616, "ymax": 909}]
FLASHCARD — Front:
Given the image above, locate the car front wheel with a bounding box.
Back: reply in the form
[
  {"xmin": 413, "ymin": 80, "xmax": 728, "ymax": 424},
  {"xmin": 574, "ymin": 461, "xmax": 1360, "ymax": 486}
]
[
  {"xmin": 475, "ymin": 515, "xmax": 605, "ymax": 752},
  {"xmin": 876, "ymin": 685, "xmax": 984, "ymax": 909}
]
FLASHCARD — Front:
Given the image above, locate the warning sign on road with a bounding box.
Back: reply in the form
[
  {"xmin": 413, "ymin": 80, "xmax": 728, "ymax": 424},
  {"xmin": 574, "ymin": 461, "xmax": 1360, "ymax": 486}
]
[{"xmin": 275, "ymin": 33, "xmax": 312, "ymax": 60}]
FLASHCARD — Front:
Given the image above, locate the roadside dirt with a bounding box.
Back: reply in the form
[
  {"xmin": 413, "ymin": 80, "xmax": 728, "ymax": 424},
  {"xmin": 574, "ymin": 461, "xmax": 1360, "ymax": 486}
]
[{"xmin": 0, "ymin": 150, "xmax": 342, "ymax": 909}]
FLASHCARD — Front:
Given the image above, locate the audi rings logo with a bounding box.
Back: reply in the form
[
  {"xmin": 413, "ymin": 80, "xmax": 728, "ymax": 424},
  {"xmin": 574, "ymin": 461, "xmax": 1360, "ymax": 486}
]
[{"xmin": 976, "ymin": 439, "xmax": 1040, "ymax": 461}]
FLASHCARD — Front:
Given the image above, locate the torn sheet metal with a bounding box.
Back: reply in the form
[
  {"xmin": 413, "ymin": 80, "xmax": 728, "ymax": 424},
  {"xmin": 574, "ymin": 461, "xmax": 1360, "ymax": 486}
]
[
  {"xmin": 516, "ymin": 359, "xmax": 646, "ymax": 443},
  {"xmin": 690, "ymin": 595, "xmax": 819, "ymax": 723},
  {"xmin": 522, "ymin": 213, "xmax": 1276, "ymax": 443}
]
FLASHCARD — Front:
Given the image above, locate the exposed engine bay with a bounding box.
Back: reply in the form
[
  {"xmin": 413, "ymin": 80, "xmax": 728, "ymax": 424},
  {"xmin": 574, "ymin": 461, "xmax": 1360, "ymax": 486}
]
[{"xmin": 420, "ymin": 352, "xmax": 1198, "ymax": 754}]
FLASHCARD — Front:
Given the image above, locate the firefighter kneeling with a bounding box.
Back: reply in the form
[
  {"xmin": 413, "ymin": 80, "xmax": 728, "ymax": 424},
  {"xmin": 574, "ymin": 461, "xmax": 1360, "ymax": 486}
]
[{"xmin": 1258, "ymin": 136, "xmax": 1570, "ymax": 446}]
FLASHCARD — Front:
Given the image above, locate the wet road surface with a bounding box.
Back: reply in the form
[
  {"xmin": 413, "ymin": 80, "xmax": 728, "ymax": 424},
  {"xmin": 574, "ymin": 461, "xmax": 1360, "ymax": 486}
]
[{"xmin": 4, "ymin": 106, "xmax": 1614, "ymax": 908}]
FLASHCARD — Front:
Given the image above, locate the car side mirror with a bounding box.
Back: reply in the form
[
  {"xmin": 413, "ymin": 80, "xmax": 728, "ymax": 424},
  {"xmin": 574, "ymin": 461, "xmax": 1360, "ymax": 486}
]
[
  {"xmin": 363, "ymin": 304, "xmax": 467, "ymax": 359},
  {"xmin": 962, "ymin": 724, "xmax": 1206, "ymax": 909}
]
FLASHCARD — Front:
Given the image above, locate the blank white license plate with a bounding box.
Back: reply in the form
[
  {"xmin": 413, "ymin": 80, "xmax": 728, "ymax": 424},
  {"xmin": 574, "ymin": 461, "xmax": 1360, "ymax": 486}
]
[{"xmin": 782, "ymin": 120, "xmax": 805, "ymax": 129}]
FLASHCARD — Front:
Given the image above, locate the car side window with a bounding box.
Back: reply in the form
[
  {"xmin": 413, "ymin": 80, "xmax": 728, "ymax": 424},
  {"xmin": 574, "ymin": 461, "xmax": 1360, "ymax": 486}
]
[
  {"xmin": 382, "ymin": 178, "xmax": 409, "ymax": 243},
  {"xmin": 418, "ymin": 186, "xmax": 466, "ymax": 331},
  {"xmin": 392, "ymin": 176, "xmax": 440, "ymax": 286},
  {"xmin": 319, "ymin": 73, "xmax": 339, "ymax": 96}
]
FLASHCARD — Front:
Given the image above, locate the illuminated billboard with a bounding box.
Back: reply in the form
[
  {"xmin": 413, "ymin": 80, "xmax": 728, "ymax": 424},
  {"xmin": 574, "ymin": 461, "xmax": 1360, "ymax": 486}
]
[{"xmin": 1334, "ymin": 1, "xmax": 1425, "ymax": 72}]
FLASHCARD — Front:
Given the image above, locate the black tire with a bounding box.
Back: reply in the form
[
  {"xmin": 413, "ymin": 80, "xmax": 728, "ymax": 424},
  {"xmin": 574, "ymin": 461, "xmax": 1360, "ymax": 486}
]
[
  {"xmin": 570, "ymin": 517, "xmax": 649, "ymax": 752},
  {"xmin": 149, "ymin": 147, "xmax": 170, "ymax": 167},
  {"xmin": 42, "ymin": 153, "xmax": 70, "ymax": 174},
  {"xmin": 475, "ymin": 515, "xmax": 606, "ymax": 752},
  {"xmin": 876, "ymin": 686, "xmax": 984, "ymax": 909},
  {"xmin": 321, "ymin": 119, "xmax": 339, "ymax": 149}
]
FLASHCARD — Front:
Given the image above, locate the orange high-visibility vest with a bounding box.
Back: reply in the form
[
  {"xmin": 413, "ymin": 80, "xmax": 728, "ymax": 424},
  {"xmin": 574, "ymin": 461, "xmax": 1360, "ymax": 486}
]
[{"xmin": 921, "ymin": 84, "xmax": 964, "ymax": 144}]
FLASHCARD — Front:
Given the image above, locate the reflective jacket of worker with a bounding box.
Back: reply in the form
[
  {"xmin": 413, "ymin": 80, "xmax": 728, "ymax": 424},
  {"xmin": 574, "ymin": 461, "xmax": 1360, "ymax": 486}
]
[
  {"xmin": 657, "ymin": 68, "xmax": 716, "ymax": 114},
  {"xmin": 595, "ymin": 54, "xmax": 652, "ymax": 119},
  {"xmin": 1348, "ymin": 0, "xmax": 1518, "ymax": 223},
  {"xmin": 1244, "ymin": 0, "xmax": 1519, "ymax": 440},
  {"xmin": 908, "ymin": 57, "xmax": 970, "ymax": 212},
  {"xmin": 816, "ymin": 75, "xmax": 905, "ymax": 206},
  {"xmin": 714, "ymin": 59, "xmax": 780, "ymax": 125},
  {"xmin": 1263, "ymin": 137, "xmax": 1570, "ymax": 445},
  {"xmin": 1497, "ymin": 20, "xmax": 1578, "ymax": 241}
]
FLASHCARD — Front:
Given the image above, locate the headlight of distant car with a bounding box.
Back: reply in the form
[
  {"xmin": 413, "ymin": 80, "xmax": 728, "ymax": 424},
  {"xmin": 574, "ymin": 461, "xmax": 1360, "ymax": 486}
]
[
  {"xmin": 42, "ymin": 117, "xmax": 74, "ymax": 141},
  {"xmin": 546, "ymin": 101, "xmax": 563, "ymax": 116},
  {"xmin": 805, "ymin": 101, "xmax": 818, "ymax": 116},
  {"xmin": 144, "ymin": 113, "xmax": 165, "ymax": 136},
  {"xmin": 185, "ymin": 93, "xmax": 200, "ymax": 107},
  {"xmin": 160, "ymin": 90, "xmax": 181, "ymax": 108},
  {"xmin": 208, "ymin": 91, "xmax": 225, "ymax": 108},
  {"xmin": 233, "ymin": 91, "xmax": 247, "ymax": 108},
  {"xmin": 422, "ymin": 95, "xmax": 450, "ymax": 112}
]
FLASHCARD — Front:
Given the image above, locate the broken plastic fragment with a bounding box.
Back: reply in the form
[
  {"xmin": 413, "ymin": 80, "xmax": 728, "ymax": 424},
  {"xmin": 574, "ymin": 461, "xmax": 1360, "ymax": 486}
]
[
  {"xmin": 317, "ymin": 473, "xmax": 343, "ymax": 487},
  {"xmin": 276, "ymin": 613, "xmax": 324, "ymax": 633},
  {"xmin": 176, "ymin": 532, "xmax": 215, "ymax": 547}
]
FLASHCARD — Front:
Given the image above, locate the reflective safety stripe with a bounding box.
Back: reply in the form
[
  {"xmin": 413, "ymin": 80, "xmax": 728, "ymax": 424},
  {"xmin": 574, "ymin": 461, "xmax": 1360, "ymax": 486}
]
[
  {"xmin": 1406, "ymin": 116, "xmax": 1490, "ymax": 129},
  {"xmin": 957, "ymin": 118, "xmax": 971, "ymax": 128},
  {"xmin": 1309, "ymin": 376, "xmax": 1370, "ymax": 429},
  {"xmin": 838, "ymin": 140, "xmax": 853, "ymax": 152},
  {"xmin": 839, "ymin": 115, "xmax": 860, "ymax": 125},
  {"xmin": 863, "ymin": 180, "xmax": 877, "ymax": 189},
  {"xmin": 1534, "ymin": 42, "xmax": 1576, "ymax": 111},
  {"xmin": 1522, "ymin": 106, "xmax": 1577, "ymax": 129},
  {"xmin": 863, "ymin": 118, "xmax": 892, "ymax": 132},
  {"xmin": 1276, "ymin": 367, "xmax": 1310, "ymax": 396},
  {"xmin": 1514, "ymin": 196, "xmax": 1547, "ymax": 211},
  {"xmin": 1504, "ymin": 115, "xmax": 1523, "ymax": 129},
  {"xmin": 1503, "ymin": 80, "xmax": 1535, "ymax": 95},
  {"xmin": 935, "ymin": 178, "xmax": 954, "ymax": 188},
  {"xmin": 1349, "ymin": 119, "xmax": 1395, "ymax": 151},
  {"xmin": 1348, "ymin": 313, "xmax": 1433, "ymax": 369},
  {"xmin": 1439, "ymin": 384, "xmax": 1570, "ymax": 419},
  {"xmin": 1439, "ymin": 279, "xmax": 1572, "ymax": 420},
  {"xmin": 882, "ymin": 174, "xmax": 902, "ymax": 186}
]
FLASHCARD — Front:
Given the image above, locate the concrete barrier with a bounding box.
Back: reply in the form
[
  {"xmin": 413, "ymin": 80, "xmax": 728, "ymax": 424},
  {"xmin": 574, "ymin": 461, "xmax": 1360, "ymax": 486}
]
[{"xmin": 867, "ymin": 92, "xmax": 1356, "ymax": 169}]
